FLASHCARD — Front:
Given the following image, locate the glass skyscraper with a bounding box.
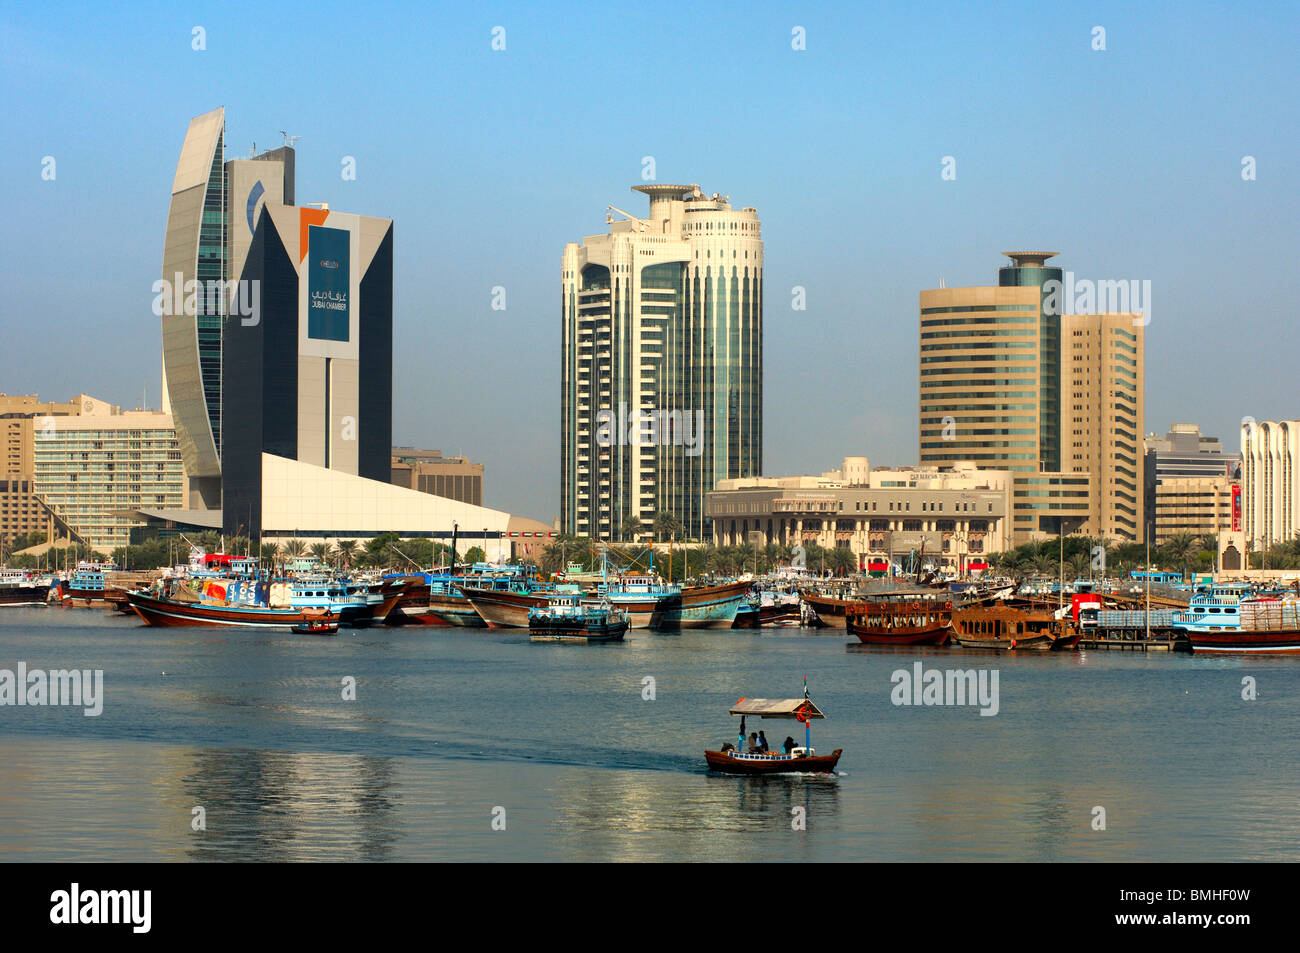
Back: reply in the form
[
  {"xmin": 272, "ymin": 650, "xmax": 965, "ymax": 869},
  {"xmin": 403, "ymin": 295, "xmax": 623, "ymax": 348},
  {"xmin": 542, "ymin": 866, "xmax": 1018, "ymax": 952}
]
[{"xmin": 561, "ymin": 184, "xmax": 763, "ymax": 540}]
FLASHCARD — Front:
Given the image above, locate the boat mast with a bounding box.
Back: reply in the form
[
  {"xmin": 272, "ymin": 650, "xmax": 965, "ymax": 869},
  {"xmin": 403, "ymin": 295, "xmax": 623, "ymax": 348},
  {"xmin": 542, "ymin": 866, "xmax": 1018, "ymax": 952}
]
[
  {"xmin": 1145, "ymin": 536, "xmax": 1150, "ymax": 641},
  {"xmin": 803, "ymin": 677, "xmax": 811, "ymax": 753}
]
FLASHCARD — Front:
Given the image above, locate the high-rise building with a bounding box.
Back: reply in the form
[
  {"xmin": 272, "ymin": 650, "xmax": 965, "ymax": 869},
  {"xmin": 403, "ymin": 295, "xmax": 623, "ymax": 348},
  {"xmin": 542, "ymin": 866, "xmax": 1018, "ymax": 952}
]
[
  {"xmin": 920, "ymin": 252, "xmax": 1149, "ymax": 543},
  {"xmin": 1061, "ymin": 312, "xmax": 1145, "ymax": 542},
  {"xmin": 160, "ymin": 107, "xmax": 294, "ymax": 509},
  {"xmin": 221, "ymin": 203, "xmax": 394, "ymax": 539},
  {"xmin": 561, "ymin": 184, "xmax": 763, "ymax": 540},
  {"xmin": 918, "ymin": 252, "xmax": 1061, "ymax": 474},
  {"xmin": 1240, "ymin": 419, "xmax": 1300, "ymax": 550}
]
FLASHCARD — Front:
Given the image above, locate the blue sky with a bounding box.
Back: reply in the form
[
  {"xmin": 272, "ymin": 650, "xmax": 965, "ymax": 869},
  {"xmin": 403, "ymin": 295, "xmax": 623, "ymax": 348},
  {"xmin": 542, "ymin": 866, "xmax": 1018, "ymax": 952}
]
[{"xmin": 2, "ymin": 1, "xmax": 1297, "ymax": 521}]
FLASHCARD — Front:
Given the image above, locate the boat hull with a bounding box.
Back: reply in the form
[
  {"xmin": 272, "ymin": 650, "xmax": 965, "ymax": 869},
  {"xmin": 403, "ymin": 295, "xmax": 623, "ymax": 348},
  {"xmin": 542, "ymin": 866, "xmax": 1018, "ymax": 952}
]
[
  {"xmin": 803, "ymin": 593, "xmax": 850, "ymax": 629},
  {"xmin": 0, "ymin": 585, "xmax": 52, "ymax": 607},
  {"xmin": 459, "ymin": 587, "xmax": 551, "ymax": 628},
  {"xmin": 652, "ymin": 580, "xmax": 749, "ymax": 630},
  {"xmin": 848, "ymin": 625, "xmax": 951, "ymax": 645},
  {"xmin": 602, "ymin": 594, "xmax": 668, "ymax": 629},
  {"xmin": 704, "ymin": 748, "xmax": 842, "ymax": 775},
  {"xmin": 949, "ymin": 634, "xmax": 1053, "ymax": 650},
  {"xmin": 1187, "ymin": 630, "xmax": 1300, "ymax": 654},
  {"xmin": 529, "ymin": 619, "xmax": 628, "ymax": 643},
  {"xmin": 128, "ymin": 591, "xmax": 352, "ymax": 628}
]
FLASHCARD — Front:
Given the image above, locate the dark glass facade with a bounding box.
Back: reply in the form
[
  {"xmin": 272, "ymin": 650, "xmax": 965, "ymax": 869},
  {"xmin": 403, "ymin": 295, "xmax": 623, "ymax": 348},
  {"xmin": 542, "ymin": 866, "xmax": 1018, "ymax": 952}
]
[
  {"xmin": 197, "ymin": 132, "xmax": 227, "ymax": 457},
  {"xmin": 358, "ymin": 226, "xmax": 394, "ymax": 483},
  {"xmin": 999, "ymin": 262, "xmax": 1062, "ymax": 472},
  {"xmin": 221, "ymin": 214, "xmax": 298, "ymax": 539},
  {"xmin": 222, "ymin": 211, "xmax": 393, "ymax": 538}
]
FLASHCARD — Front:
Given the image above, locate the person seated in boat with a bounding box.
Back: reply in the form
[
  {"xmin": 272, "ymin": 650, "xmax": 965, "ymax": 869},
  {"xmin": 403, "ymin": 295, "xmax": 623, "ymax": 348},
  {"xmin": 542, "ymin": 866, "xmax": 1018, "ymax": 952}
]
[
  {"xmin": 783, "ymin": 736, "xmax": 796, "ymax": 755},
  {"xmin": 721, "ymin": 742, "xmax": 734, "ymax": 753},
  {"xmin": 757, "ymin": 731, "xmax": 770, "ymax": 753},
  {"xmin": 747, "ymin": 732, "xmax": 759, "ymax": 753}
]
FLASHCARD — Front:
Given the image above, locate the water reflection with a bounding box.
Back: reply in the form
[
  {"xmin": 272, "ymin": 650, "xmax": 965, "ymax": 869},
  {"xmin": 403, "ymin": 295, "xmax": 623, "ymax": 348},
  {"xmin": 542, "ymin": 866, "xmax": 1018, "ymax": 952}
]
[{"xmin": 181, "ymin": 747, "xmax": 398, "ymax": 861}]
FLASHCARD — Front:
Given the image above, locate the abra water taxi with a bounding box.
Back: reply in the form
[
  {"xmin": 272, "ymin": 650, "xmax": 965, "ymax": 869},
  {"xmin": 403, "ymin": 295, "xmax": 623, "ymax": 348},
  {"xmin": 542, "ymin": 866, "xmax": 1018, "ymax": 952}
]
[{"xmin": 704, "ymin": 694, "xmax": 842, "ymax": 775}]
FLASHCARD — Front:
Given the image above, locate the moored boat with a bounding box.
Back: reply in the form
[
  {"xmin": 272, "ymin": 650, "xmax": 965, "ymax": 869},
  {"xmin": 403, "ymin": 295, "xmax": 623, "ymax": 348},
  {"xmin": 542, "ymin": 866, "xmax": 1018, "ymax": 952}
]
[
  {"xmin": 458, "ymin": 584, "xmax": 566, "ymax": 628},
  {"xmin": 598, "ymin": 573, "xmax": 677, "ymax": 629},
  {"xmin": 846, "ymin": 594, "xmax": 952, "ymax": 645},
  {"xmin": 1180, "ymin": 595, "xmax": 1300, "ymax": 654},
  {"xmin": 528, "ymin": 595, "xmax": 628, "ymax": 643},
  {"xmin": 0, "ymin": 572, "xmax": 52, "ymax": 607},
  {"xmin": 127, "ymin": 589, "xmax": 339, "ymax": 627},
  {"xmin": 949, "ymin": 603, "xmax": 1058, "ymax": 649},
  {"xmin": 652, "ymin": 579, "xmax": 749, "ymax": 630},
  {"xmin": 802, "ymin": 592, "xmax": 852, "ymax": 628}
]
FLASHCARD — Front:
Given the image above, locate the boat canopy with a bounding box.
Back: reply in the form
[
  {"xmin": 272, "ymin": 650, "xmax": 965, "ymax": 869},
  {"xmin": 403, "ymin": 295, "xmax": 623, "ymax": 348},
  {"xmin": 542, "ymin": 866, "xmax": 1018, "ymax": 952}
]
[{"xmin": 728, "ymin": 697, "xmax": 825, "ymax": 719}]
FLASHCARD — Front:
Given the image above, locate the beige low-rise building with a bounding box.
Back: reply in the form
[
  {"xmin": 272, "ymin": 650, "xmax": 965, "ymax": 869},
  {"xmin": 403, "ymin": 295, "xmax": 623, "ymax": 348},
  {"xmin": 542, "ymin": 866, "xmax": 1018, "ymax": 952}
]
[
  {"xmin": 1152, "ymin": 476, "xmax": 1237, "ymax": 547},
  {"xmin": 707, "ymin": 458, "xmax": 1012, "ymax": 573},
  {"xmin": 390, "ymin": 447, "xmax": 484, "ymax": 506}
]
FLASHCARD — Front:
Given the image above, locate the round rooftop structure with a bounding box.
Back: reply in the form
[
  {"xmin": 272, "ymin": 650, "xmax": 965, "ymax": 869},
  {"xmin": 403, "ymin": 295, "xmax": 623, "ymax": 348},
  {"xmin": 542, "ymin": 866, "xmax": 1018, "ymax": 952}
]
[{"xmin": 1002, "ymin": 251, "xmax": 1059, "ymax": 267}]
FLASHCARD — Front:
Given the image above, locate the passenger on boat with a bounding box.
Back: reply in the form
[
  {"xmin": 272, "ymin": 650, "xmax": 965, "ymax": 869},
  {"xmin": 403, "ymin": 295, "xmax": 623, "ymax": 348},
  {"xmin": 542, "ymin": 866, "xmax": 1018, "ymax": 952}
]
[
  {"xmin": 747, "ymin": 732, "xmax": 759, "ymax": 753},
  {"xmin": 783, "ymin": 736, "xmax": 796, "ymax": 754},
  {"xmin": 757, "ymin": 731, "xmax": 770, "ymax": 753},
  {"xmin": 721, "ymin": 742, "xmax": 734, "ymax": 753}
]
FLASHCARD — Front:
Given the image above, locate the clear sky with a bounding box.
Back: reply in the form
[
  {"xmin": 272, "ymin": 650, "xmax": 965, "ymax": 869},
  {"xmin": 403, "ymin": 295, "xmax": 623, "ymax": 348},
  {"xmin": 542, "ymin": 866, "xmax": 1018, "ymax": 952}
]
[{"xmin": 3, "ymin": 1, "xmax": 1297, "ymax": 522}]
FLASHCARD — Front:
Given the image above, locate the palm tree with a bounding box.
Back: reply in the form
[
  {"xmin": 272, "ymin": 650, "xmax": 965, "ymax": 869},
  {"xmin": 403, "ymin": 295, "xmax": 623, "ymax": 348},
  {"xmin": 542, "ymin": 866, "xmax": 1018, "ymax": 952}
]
[
  {"xmin": 1162, "ymin": 532, "xmax": 1196, "ymax": 581},
  {"xmin": 830, "ymin": 547, "xmax": 857, "ymax": 576},
  {"xmin": 619, "ymin": 513, "xmax": 645, "ymax": 542},
  {"xmin": 334, "ymin": 539, "xmax": 358, "ymax": 568},
  {"xmin": 309, "ymin": 543, "xmax": 329, "ymax": 564},
  {"xmin": 283, "ymin": 538, "xmax": 306, "ymax": 559},
  {"xmin": 652, "ymin": 510, "xmax": 684, "ymax": 543}
]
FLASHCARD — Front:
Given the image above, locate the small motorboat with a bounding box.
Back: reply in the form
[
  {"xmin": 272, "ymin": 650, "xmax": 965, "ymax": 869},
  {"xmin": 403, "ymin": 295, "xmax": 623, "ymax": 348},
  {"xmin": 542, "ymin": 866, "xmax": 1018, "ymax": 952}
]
[
  {"xmin": 292, "ymin": 608, "xmax": 339, "ymax": 636},
  {"xmin": 704, "ymin": 688, "xmax": 842, "ymax": 775}
]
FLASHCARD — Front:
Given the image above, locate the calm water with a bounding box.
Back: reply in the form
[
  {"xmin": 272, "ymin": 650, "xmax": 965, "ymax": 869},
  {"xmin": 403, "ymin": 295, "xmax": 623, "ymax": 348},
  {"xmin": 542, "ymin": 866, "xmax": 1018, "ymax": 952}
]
[{"xmin": 0, "ymin": 606, "xmax": 1296, "ymax": 862}]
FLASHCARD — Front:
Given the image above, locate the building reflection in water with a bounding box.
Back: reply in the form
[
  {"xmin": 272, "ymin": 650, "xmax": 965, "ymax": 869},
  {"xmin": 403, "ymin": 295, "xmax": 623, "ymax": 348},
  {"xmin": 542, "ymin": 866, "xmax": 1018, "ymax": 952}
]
[{"xmin": 181, "ymin": 747, "xmax": 398, "ymax": 861}]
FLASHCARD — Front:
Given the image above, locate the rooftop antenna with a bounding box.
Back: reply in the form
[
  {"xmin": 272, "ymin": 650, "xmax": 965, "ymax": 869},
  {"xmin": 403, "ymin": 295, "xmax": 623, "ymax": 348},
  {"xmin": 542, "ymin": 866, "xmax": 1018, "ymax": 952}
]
[
  {"xmin": 280, "ymin": 130, "xmax": 302, "ymax": 148},
  {"xmin": 248, "ymin": 142, "xmax": 256, "ymax": 158}
]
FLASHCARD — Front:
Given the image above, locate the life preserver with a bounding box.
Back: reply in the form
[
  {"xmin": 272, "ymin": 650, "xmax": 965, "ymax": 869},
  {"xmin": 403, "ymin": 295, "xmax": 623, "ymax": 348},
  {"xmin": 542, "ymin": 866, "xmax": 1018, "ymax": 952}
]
[{"xmin": 795, "ymin": 704, "xmax": 814, "ymax": 724}]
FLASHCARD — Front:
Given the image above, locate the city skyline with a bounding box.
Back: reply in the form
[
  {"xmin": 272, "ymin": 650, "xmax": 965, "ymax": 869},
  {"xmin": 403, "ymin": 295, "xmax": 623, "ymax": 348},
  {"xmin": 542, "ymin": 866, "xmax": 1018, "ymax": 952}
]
[{"xmin": 4, "ymin": 2, "xmax": 1297, "ymax": 524}]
